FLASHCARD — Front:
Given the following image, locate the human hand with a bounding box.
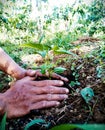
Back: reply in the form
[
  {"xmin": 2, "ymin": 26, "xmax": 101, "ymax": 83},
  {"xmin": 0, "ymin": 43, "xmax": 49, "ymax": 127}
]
[
  {"xmin": 15, "ymin": 68, "xmax": 68, "ymax": 82},
  {"xmin": 2, "ymin": 77, "xmax": 69, "ymax": 118}
]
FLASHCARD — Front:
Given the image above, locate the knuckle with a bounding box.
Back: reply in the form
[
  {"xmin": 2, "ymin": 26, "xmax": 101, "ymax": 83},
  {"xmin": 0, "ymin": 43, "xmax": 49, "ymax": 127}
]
[{"xmin": 24, "ymin": 101, "xmax": 31, "ymax": 110}]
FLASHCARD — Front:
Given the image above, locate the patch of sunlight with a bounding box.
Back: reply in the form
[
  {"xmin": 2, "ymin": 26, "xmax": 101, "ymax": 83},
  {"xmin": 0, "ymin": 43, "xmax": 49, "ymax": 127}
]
[
  {"xmin": 21, "ymin": 54, "xmax": 43, "ymax": 64},
  {"xmin": 72, "ymin": 44, "xmax": 99, "ymax": 56}
]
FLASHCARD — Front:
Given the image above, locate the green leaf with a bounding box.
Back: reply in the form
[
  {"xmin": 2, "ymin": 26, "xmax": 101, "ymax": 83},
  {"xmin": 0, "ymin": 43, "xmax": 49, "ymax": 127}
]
[
  {"xmin": 40, "ymin": 64, "xmax": 52, "ymax": 74},
  {"xmin": 20, "ymin": 42, "xmax": 44, "ymax": 50},
  {"xmin": 50, "ymin": 124, "xmax": 80, "ymax": 130},
  {"xmin": 24, "ymin": 119, "xmax": 46, "ymax": 130},
  {"xmin": 40, "ymin": 64, "xmax": 47, "ymax": 74},
  {"xmin": 20, "ymin": 42, "xmax": 51, "ymax": 51},
  {"xmin": 80, "ymin": 87, "xmax": 94, "ymax": 103},
  {"xmin": 78, "ymin": 124, "xmax": 105, "ymax": 130},
  {"xmin": 54, "ymin": 49, "xmax": 78, "ymax": 57},
  {"xmin": 52, "ymin": 45, "xmax": 59, "ymax": 51},
  {"xmin": 39, "ymin": 34, "xmax": 45, "ymax": 43},
  {"xmin": 69, "ymin": 81, "xmax": 76, "ymax": 87},
  {"xmin": 0, "ymin": 113, "xmax": 7, "ymax": 130},
  {"xmin": 54, "ymin": 67, "xmax": 66, "ymax": 74},
  {"xmin": 50, "ymin": 124, "xmax": 105, "ymax": 130},
  {"xmin": 35, "ymin": 51, "xmax": 47, "ymax": 58}
]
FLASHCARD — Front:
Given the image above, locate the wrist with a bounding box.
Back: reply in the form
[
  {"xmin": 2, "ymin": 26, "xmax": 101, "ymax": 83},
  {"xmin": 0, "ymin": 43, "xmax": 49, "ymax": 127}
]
[
  {"xmin": 9, "ymin": 66, "xmax": 26, "ymax": 79},
  {"xmin": 0, "ymin": 48, "xmax": 26, "ymax": 79}
]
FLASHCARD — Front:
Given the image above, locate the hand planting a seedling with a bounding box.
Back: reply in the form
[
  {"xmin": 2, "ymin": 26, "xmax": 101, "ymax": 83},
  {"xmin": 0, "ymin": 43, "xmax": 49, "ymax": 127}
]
[{"xmin": 0, "ymin": 48, "xmax": 69, "ymax": 118}]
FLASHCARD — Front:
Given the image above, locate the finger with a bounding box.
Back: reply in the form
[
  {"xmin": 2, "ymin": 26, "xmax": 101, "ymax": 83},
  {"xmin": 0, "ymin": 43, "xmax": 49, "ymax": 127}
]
[
  {"xmin": 31, "ymin": 80, "xmax": 64, "ymax": 87},
  {"xmin": 35, "ymin": 71, "xmax": 68, "ymax": 82},
  {"xmin": 30, "ymin": 86, "xmax": 69, "ymax": 94},
  {"xmin": 26, "ymin": 69, "xmax": 44, "ymax": 78},
  {"xmin": 26, "ymin": 69, "xmax": 36, "ymax": 76},
  {"xmin": 51, "ymin": 73, "xmax": 68, "ymax": 82},
  {"xmin": 30, "ymin": 101, "xmax": 60, "ymax": 110},
  {"xmin": 24, "ymin": 76, "xmax": 35, "ymax": 81},
  {"xmin": 31, "ymin": 94, "xmax": 68, "ymax": 102},
  {"xmin": 18, "ymin": 76, "xmax": 35, "ymax": 83}
]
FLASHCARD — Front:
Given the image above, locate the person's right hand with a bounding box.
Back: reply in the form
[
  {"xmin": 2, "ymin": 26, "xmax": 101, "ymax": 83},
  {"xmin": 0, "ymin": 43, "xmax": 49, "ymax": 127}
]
[{"xmin": 1, "ymin": 76, "xmax": 69, "ymax": 118}]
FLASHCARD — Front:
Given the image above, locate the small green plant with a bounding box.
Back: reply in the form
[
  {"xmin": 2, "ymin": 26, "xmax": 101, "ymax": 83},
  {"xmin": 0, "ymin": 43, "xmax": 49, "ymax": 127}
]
[
  {"xmin": 69, "ymin": 63, "xmax": 80, "ymax": 87},
  {"xmin": 80, "ymin": 87, "xmax": 94, "ymax": 104},
  {"xmin": 39, "ymin": 63, "xmax": 67, "ymax": 75},
  {"xmin": 20, "ymin": 39, "xmax": 77, "ymax": 75}
]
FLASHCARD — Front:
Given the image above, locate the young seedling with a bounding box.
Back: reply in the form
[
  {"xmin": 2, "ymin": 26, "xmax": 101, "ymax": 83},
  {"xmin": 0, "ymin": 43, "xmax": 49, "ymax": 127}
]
[{"xmin": 20, "ymin": 39, "xmax": 77, "ymax": 76}]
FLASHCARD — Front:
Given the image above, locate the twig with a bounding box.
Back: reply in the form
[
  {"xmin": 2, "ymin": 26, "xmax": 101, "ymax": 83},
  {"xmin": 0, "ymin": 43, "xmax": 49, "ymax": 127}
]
[
  {"xmin": 92, "ymin": 97, "xmax": 99, "ymax": 113},
  {"xmin": 56, "ymin": 115, "xmax": 65, "ymax": 123}
]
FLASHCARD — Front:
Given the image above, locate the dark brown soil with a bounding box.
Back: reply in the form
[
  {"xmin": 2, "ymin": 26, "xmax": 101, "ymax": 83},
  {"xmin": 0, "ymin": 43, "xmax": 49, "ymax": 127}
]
[{"xmin": 0, "ymin": 56, "xmax": 105, "ymax": 130}]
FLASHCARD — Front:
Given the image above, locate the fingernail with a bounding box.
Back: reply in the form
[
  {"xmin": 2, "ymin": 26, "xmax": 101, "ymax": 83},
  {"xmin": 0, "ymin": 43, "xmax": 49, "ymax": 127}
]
[
  {"xmin": 65, "ymin": 78, "xmax": 69, "ymax": 82},
  {"xmin": 64, "ymin": 95, "xmax": 68, "ymax": 99},
  {"xmin": 65, "ymin": 89, "xmax": 69, "ymax": 93},
  {"xmin": 56, "ymin": 102, "xmax": 60, "ymax": 106},
  {"xmin": 63, "ymin": 77, "xmax": 68, "ymax": 80},
  {"xmin": 31, "ymin": 71, "xmax": 36, "ymax": 75},
  {"xmin": 59, "ymin": 81, "xmax": 63, "ymax": 85}
]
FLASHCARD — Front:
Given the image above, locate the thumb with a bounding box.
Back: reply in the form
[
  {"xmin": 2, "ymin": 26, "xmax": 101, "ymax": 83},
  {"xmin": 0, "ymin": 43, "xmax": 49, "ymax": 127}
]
[{"xmin": 26, "ymin": 69, "xmax": 36, "ymax": 76}]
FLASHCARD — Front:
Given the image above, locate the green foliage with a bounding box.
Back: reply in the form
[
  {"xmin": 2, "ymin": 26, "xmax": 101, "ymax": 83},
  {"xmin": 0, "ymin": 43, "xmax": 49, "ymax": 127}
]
[
  {"xmin": 0, "ymin": 0, "xmax": 105, "ymax": 129},
  {"xmin": 80, "ymin": 87, "xmax": 94, "ymax": 103},
  {"xmin": 87, "ymin": 0, "xmax": 104, "ymax": 22},
  {"xmin": 0, "ymin": 113, "xmax": 7, "ymax": 130},
  {"xmin": 21, "ymin": 38, "xmax": 76, "ymax": 74},
  {"xmin": 69, "ymin": 81, "xmax": 80, "ymax": 87},
  {"xmin": 69, "ymin": 63, "xmax": 80, "ymax": 87},
  {"xmin": 86, "ymin": 0, "xmax": 105, "ymax": 36},
  {"xmin": 40, "ymin": 64, "xmax": 66, "ymax": 75},
  {"xmin": 40, "ymin": 63, "xmax": 54, "ymax": 74},
  {"xmin": 99, "ymin": 45, "xmax": 105, "ymax": 59}
]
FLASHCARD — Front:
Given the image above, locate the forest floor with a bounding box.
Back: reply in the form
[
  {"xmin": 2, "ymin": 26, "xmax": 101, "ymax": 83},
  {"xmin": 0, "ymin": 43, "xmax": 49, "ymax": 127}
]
[{"xmin": 0, "ymin": 38, "xmax": 105, "ymax": 130}]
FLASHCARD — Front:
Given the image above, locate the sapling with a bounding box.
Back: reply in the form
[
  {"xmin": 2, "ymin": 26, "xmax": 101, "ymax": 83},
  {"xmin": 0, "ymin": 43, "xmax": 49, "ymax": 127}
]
[{"xmin": 20, "ymin": 40, "xmax": 77, "ymax": 76}]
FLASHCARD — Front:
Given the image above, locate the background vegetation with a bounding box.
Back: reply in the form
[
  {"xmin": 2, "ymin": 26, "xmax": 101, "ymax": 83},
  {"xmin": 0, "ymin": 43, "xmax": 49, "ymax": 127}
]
[{"xmin": 0, "ymin": 0, "xmax": 105, "ymax": 129}]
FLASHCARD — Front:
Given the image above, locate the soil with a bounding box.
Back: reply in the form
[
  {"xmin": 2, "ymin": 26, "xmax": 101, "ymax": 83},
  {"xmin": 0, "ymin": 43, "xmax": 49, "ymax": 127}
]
[{"xmin": 0, "ymin": 41, "xmax": 105, "ymax": 130}]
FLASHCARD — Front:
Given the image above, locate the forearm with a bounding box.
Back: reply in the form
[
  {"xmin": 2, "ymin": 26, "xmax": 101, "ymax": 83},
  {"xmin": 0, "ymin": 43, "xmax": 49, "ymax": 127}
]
[{"xmin": 0, "ymin": 48, "xmax": 25, "ymax": 79}]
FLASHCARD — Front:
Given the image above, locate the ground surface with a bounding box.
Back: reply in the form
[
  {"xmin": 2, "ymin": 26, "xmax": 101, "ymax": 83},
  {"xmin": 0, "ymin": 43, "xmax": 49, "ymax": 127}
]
[{"xmin": 0, "ymin": 39, "xmax": 105, "ymax": 130}]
